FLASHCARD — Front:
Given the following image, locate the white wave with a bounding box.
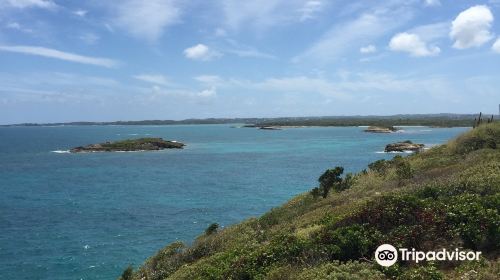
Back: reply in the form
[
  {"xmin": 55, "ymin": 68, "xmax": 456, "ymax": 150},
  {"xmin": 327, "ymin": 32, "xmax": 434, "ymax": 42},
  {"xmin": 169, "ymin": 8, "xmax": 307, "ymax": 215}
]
[
  {"xmin": 375, "ymin": 150, "xmax": 414, "ymax": 154},
  {"xmin": 51, "ymin": 150, "xmax": 70, "ymax": 154}
]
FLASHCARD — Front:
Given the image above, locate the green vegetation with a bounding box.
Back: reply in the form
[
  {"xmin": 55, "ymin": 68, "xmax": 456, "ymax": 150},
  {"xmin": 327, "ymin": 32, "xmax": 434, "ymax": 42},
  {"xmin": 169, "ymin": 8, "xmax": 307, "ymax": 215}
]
[
  {"xmin": 119, "ymin": 265, "xmax": 134, "ymax": 280},
  {"xmin": 205, "ymin": 223, "xmax": 219, "ymax": 235},
  {"xmin": 70, "ymin": 137, "xmax": 184, "ymax": 152},
  {"xmin": 4, "ymin": 114, "xmax": 479, "ymax": 127},
  {"xmin": 125, "ymin": 122, "xmax": 499, "ymax": 280}
]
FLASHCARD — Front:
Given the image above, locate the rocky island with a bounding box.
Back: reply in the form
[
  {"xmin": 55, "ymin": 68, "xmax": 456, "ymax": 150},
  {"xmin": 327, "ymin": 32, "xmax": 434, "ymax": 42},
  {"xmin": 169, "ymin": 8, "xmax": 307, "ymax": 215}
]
[
  {"xmin": 364, "ymin": 126, "xmax": 399, "ymax": 133},
  {"xmin": 385, "ymin": 140, "xmax": 424, "ymax": 152},
  {"xmin": 70, "ymin": 138, "xmax": 185, "ymax": 153}
]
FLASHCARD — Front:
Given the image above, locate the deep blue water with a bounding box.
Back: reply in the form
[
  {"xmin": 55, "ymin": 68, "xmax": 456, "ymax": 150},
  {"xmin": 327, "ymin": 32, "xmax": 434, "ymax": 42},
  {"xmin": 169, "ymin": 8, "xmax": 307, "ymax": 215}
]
[{"xmin": 0, "ymin": 125, "xmax": 469, "ymax": 279}]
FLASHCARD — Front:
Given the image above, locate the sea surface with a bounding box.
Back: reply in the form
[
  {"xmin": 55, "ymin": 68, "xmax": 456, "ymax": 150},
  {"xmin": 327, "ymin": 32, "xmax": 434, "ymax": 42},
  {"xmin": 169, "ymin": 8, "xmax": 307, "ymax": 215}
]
[{"xmin": 0, "ymin": 125, "xmax": 469, "ymax": 279}]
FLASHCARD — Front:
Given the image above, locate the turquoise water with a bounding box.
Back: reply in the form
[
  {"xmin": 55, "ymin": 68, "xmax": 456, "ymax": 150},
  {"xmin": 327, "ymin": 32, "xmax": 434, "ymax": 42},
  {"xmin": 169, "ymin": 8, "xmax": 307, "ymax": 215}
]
[{"xmin": 0, "ymin": 125, "xmax": 468, "ymax": 279}]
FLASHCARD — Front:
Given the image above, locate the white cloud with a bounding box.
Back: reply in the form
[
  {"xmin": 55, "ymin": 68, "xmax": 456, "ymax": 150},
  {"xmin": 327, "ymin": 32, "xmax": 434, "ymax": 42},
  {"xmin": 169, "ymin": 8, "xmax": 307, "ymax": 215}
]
[
  {"xmin": 73, "ymin": 9, "xmax": 88, "ymax": 17},
  {"xmin": 424, "ymin": 0, "xmax": 441, "ymax": 7},
  {"xmin": 195, "ymin": 75, "xmax": 222, "ymax": 84},
  {"xmin": 409, "ymin": 22, "xmax": 450, "ymax": 42},
  {"xmin": 493, "ymin": 38, "xmax": 500, "ymax": 53},
  {"xmin": 198, "ymin": 87, "xmax": 217, "ymax": 98},
  {"xmin": 299, "ymin": 1, "xmax": 323, "ymax": 22},
  {"xmin": 450, "ymin": 5, "xmax": 494, "ymax": 49},
  {"xmin": 0, "ymin": 45, "xmax": 119, "ymax": 67},
  {"xmin": 112, "ymin": 0, "xmax": 182, "ymax": 42},
  {"xmin": 133, "ymin": 74, "xmax": 170, "ymax": 85},
  {"xmin": 293, "ymin": 4, "xmax": 413, "ymax": 63},
  {"xmin": 360, "ymin": 45, "xmax": 376, "ymax": 54},
  {"xmin": 226, "ymin": 49, "xmax": 275, "ymax": 59},
  {"xmin": 221, "ymin": 0, "xmax": 325, "ymax": 30},
  {"xmin": 389, "ymin": 32, "xmax": 440, "ymax": 57},
  {"xmin": 4, "ymin": 0, "xmax": 56, "ymax": 9},
  {"xmin": 184, "ymin": 44, "xmax": 221, "ymax": 61},
  {"xmin": 5, "ymin": 22, "xmax": 32, "ymax": 33}
]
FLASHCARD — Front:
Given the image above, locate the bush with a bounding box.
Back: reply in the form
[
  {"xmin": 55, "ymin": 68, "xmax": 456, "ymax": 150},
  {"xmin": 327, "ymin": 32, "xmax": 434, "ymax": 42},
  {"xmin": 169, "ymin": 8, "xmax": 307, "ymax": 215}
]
[
  {"xmin": 313, "ymin": 225, "xmax": 378, "ymax": 261},
  {"xmin": 296, "ymin": 261, "xmax": 385, "ymax": 280},
  {"xmin": 368, "ymin": 159, "xmax": 389, "ymax": 175},
  {"xmin": 399, "ymin": 263, "xmax": 443, "ymax": 280},
  {"xmin": 395, "ymin": 160, "xmax": 413, "ymax": 185},
  {"xmin": 205, "ymin": 223, "xmax": 219, "ymax": 235},
  {"xmin": 119, "ymin": 265, "xmax": 133, "ymax": 280}
]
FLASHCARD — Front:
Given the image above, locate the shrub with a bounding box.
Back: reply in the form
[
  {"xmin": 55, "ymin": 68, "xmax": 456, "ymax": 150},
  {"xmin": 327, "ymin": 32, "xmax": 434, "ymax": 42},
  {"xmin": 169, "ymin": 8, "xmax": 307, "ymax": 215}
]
[
  {"xmin": 205, "ymin": 223, "xmax": 219, "ymax": 235},
  {"xmin": 119, "ymin": 265, "xmax": 133, "ymax": 280},
  {"xmin": 368, "ymin": 159, "xmax": 389, "ymax": 175},
  {"xmin": 310, "ymin": 187, "xmax": 320, "ymax": 198},
  {"xmin": 395, "ymin": 160, "xmax": 413, "ymax": 185},
  {"xmin": 313, "ymin": 225, "xmax": 378, "ymax": 261},
  {"xmin": 340, "ymin": 173, "xmax": 355, "ymax": 191},
  {"xmin": 296, "ymin": 261, "xmax": 385, "ymax": 280},
  {"xmin": 445, "ymin": 194, "xmax": 500, "ymax": 250},
  {"xmin": 399, "ymin": 263, "xmax": 443, "ymax": 280}
]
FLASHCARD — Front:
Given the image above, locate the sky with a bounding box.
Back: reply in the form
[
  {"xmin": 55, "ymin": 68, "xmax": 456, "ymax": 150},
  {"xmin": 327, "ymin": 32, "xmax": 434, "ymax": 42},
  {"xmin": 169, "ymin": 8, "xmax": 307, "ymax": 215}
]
[{"xmin": 0, "ymin": 0, "xmax": 500, "ymax": 124}]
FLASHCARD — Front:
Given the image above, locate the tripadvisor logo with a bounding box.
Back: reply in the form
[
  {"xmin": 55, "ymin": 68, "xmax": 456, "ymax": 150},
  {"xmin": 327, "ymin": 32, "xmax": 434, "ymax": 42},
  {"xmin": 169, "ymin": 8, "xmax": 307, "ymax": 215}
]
[{"xmin": 374, "ymin": 244, "xmax": 482, "ymax": 267}]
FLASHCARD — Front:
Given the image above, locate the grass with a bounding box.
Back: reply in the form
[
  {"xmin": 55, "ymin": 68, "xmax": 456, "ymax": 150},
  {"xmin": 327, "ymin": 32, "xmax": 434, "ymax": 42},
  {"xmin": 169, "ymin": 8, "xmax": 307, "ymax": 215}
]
[{"xmin": 125, "ymin": 122, "xmax": 499, "ymax": 280}]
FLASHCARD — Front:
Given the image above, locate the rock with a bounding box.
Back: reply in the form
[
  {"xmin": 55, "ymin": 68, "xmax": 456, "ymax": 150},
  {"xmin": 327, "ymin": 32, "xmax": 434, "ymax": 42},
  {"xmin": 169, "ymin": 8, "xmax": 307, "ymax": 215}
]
[
  {"xmin": 364, "ymin": 126, "xmax": 399, "ymax": 133},
  {"xmin": 258, "ymin": 126, "xmax": 282, "ymax": 130},
  {"xmin": 385, "ymin": 140, "xmax": 424, "ymax": 152},
  {"xmin": 70, "ymin": 138, "xmax": 185, "ymax": 153}
]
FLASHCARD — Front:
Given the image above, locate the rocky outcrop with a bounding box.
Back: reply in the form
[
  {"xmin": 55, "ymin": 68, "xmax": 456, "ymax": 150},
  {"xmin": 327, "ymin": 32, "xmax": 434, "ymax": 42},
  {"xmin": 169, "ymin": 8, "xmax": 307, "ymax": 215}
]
[
  {"xmin": 70, "ymin": 138, "xmax": 185, "ymax": 153},
  {"xmin": 385, "ymin": 140, "xmax": 424, "ymax": 152},
  {"xmin": 258, "ymin": 126, "xmax": 282, "ymax": 130},
  {"xmin": 364, "ymin": 126, "xmax": 399, "ymax": 133}
]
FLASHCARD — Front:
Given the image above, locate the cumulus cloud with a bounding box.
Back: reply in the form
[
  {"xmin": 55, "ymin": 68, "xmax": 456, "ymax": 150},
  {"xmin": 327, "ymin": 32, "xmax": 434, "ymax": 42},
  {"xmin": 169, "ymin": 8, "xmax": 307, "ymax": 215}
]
[
  {"xmin": 134, "ymin": 74, "xmax": 170, "ymax": 85},
  {"xmin": 184, "ymin": 44, "xmax": 221, "ymax": 61},
  {"xmin": 389, "ymin": 32, "xmax": 440, "ymax": 57},
  {"xmin": 493, "ymin": 38, "xmax": 500, "ymax": 53},
  {"xmin": 0, "ymin": 45, "xmax": 119, "ymax": 67},
  {"xmin": 450, "ymin": 5, "xmax": 494, "ymax": 49},
  {"xmin": 113, "ymin": 0, "xmax": 182, "ymax": 42},
  {"xmin": 360, "ymin": 45, "xmax": 376, "ymax": 54},
  {"xmin": 3, "ymin": 0, "xmax": 56, "ymax": 9}
]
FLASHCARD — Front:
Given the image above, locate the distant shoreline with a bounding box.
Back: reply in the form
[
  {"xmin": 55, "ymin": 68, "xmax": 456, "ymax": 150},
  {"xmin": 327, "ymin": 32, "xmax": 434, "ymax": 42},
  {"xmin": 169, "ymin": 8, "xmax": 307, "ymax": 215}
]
[{"xmin": 0, "ymin": 113, "xmax": 485, "ymax": 128}]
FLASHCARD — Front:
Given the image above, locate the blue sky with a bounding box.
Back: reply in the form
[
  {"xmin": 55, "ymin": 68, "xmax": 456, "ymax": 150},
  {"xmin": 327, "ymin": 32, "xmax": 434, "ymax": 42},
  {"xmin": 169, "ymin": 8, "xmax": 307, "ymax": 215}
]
[{"xmin": 0, "ymin": 0, "xmax": 499, "ymax": 124}]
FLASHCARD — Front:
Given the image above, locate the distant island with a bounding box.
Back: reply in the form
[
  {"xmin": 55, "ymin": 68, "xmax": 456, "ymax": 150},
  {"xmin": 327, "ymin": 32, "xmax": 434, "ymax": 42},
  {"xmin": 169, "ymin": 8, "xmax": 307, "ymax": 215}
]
[
  {"xmin": 70, "ymin": 138, "xmax": 185, "ymax": 153},
  {"xmin": 364, "ymin": 126, "xmax": 399, "ymax": 133},
  {"xmin": 1, "ymin": 113, "xmax": 487, "ymax": 128}
]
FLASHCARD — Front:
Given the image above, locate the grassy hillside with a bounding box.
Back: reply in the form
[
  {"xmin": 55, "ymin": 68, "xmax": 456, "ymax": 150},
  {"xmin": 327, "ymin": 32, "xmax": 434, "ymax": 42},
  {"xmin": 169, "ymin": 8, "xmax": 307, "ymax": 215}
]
[{"xmin": 124, "ymin": 122, "xmax": 499, "ymax": 280}]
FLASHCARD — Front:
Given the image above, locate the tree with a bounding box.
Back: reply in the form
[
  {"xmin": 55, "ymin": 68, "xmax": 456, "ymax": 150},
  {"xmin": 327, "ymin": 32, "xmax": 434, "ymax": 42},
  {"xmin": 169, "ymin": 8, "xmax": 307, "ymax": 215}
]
[{"xmin": 318, "ymin": 167, "xmax": 344, "ymax": 198}]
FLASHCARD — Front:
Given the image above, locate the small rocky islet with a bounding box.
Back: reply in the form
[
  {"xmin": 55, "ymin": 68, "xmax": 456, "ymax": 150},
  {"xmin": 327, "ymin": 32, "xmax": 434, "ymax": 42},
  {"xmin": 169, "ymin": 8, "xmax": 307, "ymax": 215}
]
[
  {"xmin": 385, "ymin": 140, "xmax": 424, "ymax": 152},
  {"xmin": 70, "ymin": 138, "xmax": 185, "ymax": 153},
  {"xmin": 364, "ymin": 126, "xmax": 399, "ymax": 133}
]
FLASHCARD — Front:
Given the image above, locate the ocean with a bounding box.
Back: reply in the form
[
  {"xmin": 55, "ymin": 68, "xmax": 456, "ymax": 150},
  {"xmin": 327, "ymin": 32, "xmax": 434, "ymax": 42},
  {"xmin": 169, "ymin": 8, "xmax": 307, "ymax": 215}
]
[{"xmin": 0, "ymin": 125, "xmax": 469, "ymax": 279}]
